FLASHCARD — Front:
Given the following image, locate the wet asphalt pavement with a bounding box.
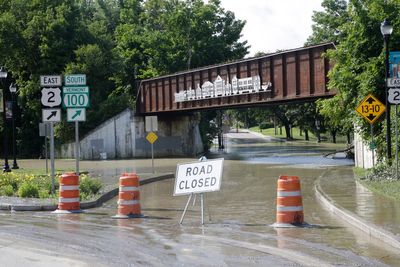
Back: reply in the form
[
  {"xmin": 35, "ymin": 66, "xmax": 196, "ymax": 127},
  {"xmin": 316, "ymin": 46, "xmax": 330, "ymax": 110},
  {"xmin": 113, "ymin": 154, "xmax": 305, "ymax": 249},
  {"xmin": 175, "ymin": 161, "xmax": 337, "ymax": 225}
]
[{"xmin": 1, "ymin": 131, "xmax": 400, "ymax": 266}]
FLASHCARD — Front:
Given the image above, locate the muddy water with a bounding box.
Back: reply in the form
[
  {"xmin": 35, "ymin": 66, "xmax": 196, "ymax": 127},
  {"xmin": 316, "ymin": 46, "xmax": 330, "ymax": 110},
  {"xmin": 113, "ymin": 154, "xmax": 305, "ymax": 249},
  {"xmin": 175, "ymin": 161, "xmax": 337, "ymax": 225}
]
[{"xmin": 2, "ymin": 132, "xmax": 400, "ymax": 266}]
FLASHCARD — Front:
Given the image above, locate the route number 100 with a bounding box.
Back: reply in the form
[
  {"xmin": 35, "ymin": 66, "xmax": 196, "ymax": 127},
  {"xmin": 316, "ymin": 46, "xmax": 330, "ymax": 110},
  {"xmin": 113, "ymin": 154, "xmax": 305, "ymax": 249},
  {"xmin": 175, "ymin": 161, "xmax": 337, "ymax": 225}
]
[{"xmin": 63, "ymin": 94, "xmax": 89, "ymax": 107}]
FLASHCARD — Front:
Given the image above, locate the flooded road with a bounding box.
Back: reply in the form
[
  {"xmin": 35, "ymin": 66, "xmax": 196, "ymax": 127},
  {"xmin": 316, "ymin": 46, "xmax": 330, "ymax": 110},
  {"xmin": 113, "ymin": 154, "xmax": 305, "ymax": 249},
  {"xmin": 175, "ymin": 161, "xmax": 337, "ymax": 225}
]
[{"xmin": 2, "ymin": 131, "xmax": 400, "ymax": 266}]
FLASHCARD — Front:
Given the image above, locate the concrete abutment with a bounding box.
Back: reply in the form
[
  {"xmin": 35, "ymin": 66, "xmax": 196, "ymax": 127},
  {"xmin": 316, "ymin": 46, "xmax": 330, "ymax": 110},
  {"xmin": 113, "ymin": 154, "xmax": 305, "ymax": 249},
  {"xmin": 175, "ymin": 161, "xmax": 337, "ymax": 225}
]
[{"xmin": 58, "ymin": 109, "xmax": 203, "ymax": 159}]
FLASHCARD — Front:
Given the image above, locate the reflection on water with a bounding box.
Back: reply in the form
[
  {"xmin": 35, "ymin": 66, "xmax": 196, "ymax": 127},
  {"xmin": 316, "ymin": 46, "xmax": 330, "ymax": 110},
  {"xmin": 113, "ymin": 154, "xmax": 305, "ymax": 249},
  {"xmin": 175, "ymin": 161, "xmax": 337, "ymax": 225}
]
[{"xmin": 212, "ymin": 132, "xmax": 354, "ymax": 167}]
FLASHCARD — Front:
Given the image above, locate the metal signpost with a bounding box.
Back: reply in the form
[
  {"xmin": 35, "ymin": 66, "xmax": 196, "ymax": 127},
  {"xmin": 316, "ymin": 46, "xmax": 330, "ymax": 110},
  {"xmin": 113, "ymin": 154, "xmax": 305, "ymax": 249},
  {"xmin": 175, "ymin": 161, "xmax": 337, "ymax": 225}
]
[
  {"xmin": 145, "ymin": 116, "xmax": 158, "ymax": 173},
  {"xmin": 388, "ymin": 78, "xmax": 400, "ymax": 178},
  {"xmin": 174, "ymin": 158, "xmax": 224, "ymax": 225},
  {"xmin": 40, "ymin": 75, "xmax": 62, "ymax": 193},
  {"xmin": 146, "ymin": 132, "xmax": 158, "ymax": 173},
  {"xmin": 356, "ymin": 94, "xmax": 386, "ymax": 167},
  {"xmin": 39, "ymin": 123, "xmax": 50, "ymax": 174},
  {"xmin": 63, "ymin": 74, "xmax": 88, "ymax": 175}
]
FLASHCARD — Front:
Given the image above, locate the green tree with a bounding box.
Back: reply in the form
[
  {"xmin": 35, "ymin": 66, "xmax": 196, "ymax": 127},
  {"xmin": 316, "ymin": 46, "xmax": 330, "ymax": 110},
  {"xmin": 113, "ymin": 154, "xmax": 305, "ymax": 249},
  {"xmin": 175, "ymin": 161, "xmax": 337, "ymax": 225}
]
[
  {"xmin": 310, "ymin": 0, "xmax": 400, "ymax": 159},
  {"xmin": 306, "ymin": 0, "xmax": 348, "ymax": 45}
]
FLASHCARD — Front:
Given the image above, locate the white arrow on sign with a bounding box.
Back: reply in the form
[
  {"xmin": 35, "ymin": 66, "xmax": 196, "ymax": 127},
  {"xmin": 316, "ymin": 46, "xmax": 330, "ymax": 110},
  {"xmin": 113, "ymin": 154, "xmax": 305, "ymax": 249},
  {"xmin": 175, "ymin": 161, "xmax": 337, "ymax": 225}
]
[
  {"xmin": 42, "ymin": 108, "xmax": 61, "ymax": 122},
  {"xmin": 41, "ymin": 88, "xmax": 62, "ymax": 107},
  {"xmin": 388, "ymin": 88, "xmax": 400, "ymax": 104}
]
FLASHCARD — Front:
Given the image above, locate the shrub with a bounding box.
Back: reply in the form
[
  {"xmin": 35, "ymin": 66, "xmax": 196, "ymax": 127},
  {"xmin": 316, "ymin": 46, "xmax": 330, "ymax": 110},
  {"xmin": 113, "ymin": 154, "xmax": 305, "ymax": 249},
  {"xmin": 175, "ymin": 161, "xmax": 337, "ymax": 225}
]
[
  {"xmin": 80, "ymin": 175, "xmax": 102, "ymax": 200},
  {"xmin": 0, "ymin": 185, "xmax": 14, "ymax": 196},
  {"xmin": 259, "ymin": 121, "xmax": 273, "ymax": 130},
  {"xmin": 18, "ymin": 182, "xmax": 39, "ymax": 198},
  {"xmin": 365, "ymin": 163, "xmax": 397, "ymax": 181}
]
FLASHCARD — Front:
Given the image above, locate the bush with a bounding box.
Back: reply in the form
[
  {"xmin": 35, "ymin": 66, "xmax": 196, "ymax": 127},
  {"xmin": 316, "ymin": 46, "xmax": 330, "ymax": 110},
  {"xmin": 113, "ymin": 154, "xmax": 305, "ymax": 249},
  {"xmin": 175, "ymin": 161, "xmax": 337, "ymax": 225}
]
[
  {"xmin": 18, "ymin": 182, "xmax": 39, "ymax": 198},
  {"xmin": 80, "ymin": 175, "xmax": 102, "ymax": 200},
  {"xmin": 0, "ymin": 185, "xmax": 14, "ymax": 196},
  {"xmin": 0, "ymin": 172, "xmax": 102, "ymax": 199},
  {"xmin": 365, "ymin": 163, "xmax": 397, "ymax": 181},
  {"xmin": 259, "ymin": 121, "xmax": 273, "ymax": 130}
]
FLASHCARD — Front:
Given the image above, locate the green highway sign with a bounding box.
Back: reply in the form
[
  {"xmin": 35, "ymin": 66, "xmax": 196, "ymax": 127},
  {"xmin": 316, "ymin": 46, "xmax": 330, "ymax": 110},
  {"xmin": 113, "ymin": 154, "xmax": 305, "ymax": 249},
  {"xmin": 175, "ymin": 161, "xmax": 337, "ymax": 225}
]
[
  {"xmin": 65, "ymin": 74, "xmax": 86, "ymax": 86},
  {"xmin": 63, "ymin": 86, "xmax": 90, "ymax": 108}
]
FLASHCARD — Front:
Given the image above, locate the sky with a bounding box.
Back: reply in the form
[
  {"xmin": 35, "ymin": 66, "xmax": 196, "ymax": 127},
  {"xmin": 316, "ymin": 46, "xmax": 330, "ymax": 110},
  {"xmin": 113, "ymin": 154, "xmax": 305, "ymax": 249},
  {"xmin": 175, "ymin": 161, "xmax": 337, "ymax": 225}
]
[{"xmin": 218, "ymin": 0, "xmax": 324, "ymax": 56}]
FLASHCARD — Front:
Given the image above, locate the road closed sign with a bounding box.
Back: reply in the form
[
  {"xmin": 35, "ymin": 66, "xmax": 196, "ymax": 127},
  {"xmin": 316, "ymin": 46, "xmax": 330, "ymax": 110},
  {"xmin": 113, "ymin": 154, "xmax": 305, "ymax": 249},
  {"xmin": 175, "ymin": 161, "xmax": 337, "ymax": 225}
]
[{"xmin": 174, "ymin": 159, "xmax": 224, "ymax": 196}]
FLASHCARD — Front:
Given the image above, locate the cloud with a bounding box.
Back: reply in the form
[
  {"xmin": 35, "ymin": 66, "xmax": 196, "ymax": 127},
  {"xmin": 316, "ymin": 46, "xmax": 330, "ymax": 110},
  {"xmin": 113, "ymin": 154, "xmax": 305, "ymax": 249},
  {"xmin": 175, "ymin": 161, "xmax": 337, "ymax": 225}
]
[{"xmin": 219, "ymin": 0, "xmax": 323, "ymax": 56}]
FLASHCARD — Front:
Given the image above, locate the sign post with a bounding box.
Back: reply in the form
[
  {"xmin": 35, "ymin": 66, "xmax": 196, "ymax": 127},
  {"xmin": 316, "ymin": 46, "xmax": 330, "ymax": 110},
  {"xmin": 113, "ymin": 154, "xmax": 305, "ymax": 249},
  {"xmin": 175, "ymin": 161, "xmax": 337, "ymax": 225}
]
[
  {"xmin": 40, "ymin": 75, "xmax": 62, "ymax": 193},
  {"xmin": 174, "ymin": 157, "xmax": 224, "ymax": 224},
  {"xmin": 388, "ymin": 80, "xmax": 400, "ymax": 179},
  {"xmin": 145, "ymin": 116, "xmax": 158, "ymax": 173},
  {"xmin": 63, "ymin": 74, "xmax": 88, "ymax": 175},
  {"xmin": 39, "ymin": 123, "xmax": 50, "ymax": 174},
  {"xmin": 146, "ymin": 132, "xmax": 158, "ymax": 173},
  {"xmin": 356, "ymin": 94, "xmax": 386, "ymax": 167}
]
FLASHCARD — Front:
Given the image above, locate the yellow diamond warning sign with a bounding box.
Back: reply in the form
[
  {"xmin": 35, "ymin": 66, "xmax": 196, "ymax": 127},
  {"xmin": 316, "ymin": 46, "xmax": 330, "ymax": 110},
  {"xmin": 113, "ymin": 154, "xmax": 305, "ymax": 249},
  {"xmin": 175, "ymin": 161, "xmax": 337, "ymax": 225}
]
[
  {"xmin": 356, "ymin": 94, "xmax": 385, "ymax": 124},
  {"xmin": 146, "ymin": 132, "xmax": 158, "ymax": 144}
]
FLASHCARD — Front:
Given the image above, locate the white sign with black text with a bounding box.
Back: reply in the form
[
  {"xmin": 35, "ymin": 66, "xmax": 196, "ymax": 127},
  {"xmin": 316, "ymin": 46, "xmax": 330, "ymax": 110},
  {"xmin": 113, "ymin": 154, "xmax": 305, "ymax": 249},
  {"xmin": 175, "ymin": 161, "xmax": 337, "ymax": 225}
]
[
  {"xmin": 42, "ymin": 108, "xmax": 61, "ymax": 122},
  {"xmin": 174, "ymin": 158, "xmax": 224, "ymax": 196},
  {"xmin": 40, "ymin": 75, "xmax": 62, "ymax": 87},
  {"xmin": 41, "ymin": 87, "xmax": 62, "ymax": 107},
  {"xmin": 388, "ymin": 88, "xmax": 400, "ymax": 104}
]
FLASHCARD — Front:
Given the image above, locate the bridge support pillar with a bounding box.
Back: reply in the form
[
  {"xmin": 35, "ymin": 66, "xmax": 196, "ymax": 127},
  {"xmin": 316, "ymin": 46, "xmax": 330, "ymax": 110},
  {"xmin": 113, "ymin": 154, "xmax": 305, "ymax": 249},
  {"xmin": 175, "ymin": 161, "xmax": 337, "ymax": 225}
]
[{"xmin": 133, "ymin": 113, "xmax": 203, "ymax": 158}]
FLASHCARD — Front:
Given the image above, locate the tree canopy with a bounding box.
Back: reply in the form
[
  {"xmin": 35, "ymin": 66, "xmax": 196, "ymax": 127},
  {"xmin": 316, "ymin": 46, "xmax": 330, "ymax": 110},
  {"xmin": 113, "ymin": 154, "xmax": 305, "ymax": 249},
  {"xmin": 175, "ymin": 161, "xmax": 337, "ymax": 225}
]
[
  {"xmin": 0, "ymin": 0, "xmax": 248, "ymax": 157},
  {"xmin": 308, "ymin": 0, "xmax": 400, "ymax": 160}
]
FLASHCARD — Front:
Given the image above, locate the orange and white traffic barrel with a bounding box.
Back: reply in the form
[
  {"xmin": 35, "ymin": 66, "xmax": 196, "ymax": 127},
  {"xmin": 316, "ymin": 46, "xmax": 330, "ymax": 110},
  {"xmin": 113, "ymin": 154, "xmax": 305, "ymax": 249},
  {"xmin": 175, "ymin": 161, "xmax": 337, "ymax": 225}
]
[
  {"xmin": 274, "ymin": 175, "xmax": 304, "ymax": 227},
  {"xmin": 113, "ymin": 173, "xmax": 142, "ymax": 219},
  {"xmin": 53, "ymin": 172, "xmax": 82, "ymax": 214}
]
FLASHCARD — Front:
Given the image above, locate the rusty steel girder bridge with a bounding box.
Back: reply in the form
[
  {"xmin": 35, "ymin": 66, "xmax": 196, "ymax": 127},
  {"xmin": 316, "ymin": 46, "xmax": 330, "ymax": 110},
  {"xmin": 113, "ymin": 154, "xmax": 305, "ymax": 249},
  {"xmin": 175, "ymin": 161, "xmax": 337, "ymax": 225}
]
[{"xmin": 136, "ymin": 42, "xmax": 335, "ymax": 115}]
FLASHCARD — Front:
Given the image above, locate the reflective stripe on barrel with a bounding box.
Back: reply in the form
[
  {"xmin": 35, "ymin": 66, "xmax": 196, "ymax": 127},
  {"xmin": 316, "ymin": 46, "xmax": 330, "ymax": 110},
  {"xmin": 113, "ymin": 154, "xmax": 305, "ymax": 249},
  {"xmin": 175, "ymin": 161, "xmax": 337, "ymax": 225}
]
[
  {"xmin": 276, "ymin": 175, "xmax": 304, "ymax": 224},
  {"xmin": 117, "ymin": 173, "xmax": 141, "ymax": 216},
  {"xmin": 58, "ymin": 172, "xmax": 80, "ymax": 211}
]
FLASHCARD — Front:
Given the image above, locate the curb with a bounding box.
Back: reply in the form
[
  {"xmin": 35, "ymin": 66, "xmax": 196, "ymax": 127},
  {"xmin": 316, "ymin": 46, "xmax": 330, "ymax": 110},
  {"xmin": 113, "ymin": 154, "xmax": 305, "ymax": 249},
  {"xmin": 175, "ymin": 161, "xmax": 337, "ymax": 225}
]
[
  {"xmin": 314, "ymin": 177, "xmax": 400, "ymax": 250},
  {"xmin": 2, "ymin": 173, "xmax": 175, "ymax": 212}
]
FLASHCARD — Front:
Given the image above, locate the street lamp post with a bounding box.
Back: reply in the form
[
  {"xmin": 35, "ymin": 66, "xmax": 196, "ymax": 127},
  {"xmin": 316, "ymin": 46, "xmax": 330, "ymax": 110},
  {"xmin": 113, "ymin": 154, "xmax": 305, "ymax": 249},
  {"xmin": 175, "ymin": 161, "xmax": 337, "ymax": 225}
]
[
  {"xmin": 9, "ymin": 83, "xmax": 18, "ymax": 169},
  {"xmin": 0, "ymin": 67, "xmax": 9, "ymax": 172},
  {"xmin": 381, "ymin": 18, "xmax": 394, "ymax": 160}
]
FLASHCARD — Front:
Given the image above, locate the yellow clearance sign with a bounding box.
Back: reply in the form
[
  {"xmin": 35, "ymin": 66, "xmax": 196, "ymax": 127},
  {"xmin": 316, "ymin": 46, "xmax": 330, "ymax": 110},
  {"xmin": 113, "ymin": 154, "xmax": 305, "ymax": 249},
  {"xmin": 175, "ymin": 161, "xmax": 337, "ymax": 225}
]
[
  {"xmin": 355, "ymin": 94, "xmax": 386, "ymax": 124},
  {"xmin": 146, "ymin": 132, "xmax": 158, "ymax": 144}
]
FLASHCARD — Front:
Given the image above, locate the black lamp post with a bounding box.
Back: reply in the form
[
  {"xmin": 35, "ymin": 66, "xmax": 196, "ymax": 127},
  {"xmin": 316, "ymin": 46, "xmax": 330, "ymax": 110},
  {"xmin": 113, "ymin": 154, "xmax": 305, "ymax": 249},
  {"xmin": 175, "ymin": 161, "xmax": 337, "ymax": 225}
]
[
  {"xmin": 9, "ymin": 83, "xmax": 18, "ymax": 169},
  {"xmin": 315, "ymin": 118, "xmax": 321, "ymax": 143},
  {"xmin": 381, "ymin": 18, "xmax": 394, "ymax": 160},
  {"xmin": 0, "ymin": 67, "xmax": 10, "ymax": 172}
]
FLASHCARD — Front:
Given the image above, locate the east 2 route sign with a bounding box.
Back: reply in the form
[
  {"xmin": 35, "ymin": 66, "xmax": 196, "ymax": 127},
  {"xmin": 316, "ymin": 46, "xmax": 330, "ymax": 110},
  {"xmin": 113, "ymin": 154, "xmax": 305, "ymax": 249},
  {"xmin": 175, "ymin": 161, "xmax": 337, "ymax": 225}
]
[
  {"xmin": 174, "ymin": 159, "xmax": 224, "ymax": 196},
  {"xmin": 62, "ymin": 86, "xmax": 90, "ymax": 108},
  {"xmin": 356, "ymin": 94, "xmax": 385, "ymax": 124}
]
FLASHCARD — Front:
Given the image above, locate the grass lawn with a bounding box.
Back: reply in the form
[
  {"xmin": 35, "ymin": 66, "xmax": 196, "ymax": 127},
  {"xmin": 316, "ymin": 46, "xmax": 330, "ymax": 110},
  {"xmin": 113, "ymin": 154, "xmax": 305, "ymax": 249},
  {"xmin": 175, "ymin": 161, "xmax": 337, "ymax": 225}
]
[
  {"xmin": 249, "ymin": 126, "xmax": 317, "ymax": 141},
  {"xmin": 249, "ymin": 126, "xmax": 349, "ymax": 144},
  {"xmin": 354, "ymin": 167, "xmax": 400, "ymax": 201}
]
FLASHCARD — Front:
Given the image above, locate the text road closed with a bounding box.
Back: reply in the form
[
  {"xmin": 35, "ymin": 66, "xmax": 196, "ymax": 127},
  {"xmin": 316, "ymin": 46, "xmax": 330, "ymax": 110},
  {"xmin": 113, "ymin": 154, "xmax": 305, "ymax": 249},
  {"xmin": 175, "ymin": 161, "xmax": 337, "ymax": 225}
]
[{"xmin": 174, "ymin": 159, "xmax": 224, "ymax": 196}]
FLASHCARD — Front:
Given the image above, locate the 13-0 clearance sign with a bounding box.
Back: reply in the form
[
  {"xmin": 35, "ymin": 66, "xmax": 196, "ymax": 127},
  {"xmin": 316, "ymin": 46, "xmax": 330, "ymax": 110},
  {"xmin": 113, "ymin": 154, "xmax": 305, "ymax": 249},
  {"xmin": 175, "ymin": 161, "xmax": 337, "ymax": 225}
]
[
  {"xmin": 355, "ymin": 93, "xmax": 385, "ymax": 124},
  {"xmin": 173, "ymin": 159, "xmax": 224, "ymax": 196}
]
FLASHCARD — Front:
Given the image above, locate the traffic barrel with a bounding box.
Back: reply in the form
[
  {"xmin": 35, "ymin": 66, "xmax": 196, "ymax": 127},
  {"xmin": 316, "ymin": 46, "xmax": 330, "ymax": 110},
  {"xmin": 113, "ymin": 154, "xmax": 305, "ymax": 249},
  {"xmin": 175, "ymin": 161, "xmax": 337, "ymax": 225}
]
[
  {"xmin": 274, "ymin": 175, "xmax": 304, "ymax": 227},
  {"xmin": 113, "ymin": 173, "xmax": 142, "ymax": 219},
  {"xmin": 53, "ymin": 172, "xmax": 82, "ymax": 214}
]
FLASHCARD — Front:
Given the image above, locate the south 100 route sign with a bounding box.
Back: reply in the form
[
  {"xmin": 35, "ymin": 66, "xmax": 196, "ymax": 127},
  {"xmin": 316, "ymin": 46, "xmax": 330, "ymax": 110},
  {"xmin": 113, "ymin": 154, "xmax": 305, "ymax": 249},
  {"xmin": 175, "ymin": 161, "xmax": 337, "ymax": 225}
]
[{"xmin": 62, "ymin": 86, "xmax": 90, "ymax": 108}]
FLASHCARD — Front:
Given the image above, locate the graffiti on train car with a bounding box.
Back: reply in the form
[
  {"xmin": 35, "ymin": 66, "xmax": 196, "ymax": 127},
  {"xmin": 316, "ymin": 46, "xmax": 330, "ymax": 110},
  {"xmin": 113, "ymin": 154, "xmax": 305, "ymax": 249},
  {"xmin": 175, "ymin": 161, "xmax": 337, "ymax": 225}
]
[{"xmin": 174, "ymin": 75, "xmax": 272, "ymax": 103}]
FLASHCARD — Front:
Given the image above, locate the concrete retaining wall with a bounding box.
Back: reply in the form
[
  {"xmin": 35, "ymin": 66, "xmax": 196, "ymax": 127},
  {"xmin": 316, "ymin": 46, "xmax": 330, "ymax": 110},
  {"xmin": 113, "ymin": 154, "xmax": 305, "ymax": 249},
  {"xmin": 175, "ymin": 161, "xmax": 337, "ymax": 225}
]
[
  {"xmin": 58, "ymin": 109, "xmax": 203, "ymax": 159},
  {"xmin": 354, "ymin": 126, "xmax": 376, "ymax": 169}
]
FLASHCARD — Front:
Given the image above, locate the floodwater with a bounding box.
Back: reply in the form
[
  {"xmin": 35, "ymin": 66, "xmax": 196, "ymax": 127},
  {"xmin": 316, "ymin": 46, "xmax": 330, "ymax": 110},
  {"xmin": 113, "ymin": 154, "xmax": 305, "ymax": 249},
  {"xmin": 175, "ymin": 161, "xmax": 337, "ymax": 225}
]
[{"xmin": 2, "ymin": 131, "xmax": 400, "ymax": 266}]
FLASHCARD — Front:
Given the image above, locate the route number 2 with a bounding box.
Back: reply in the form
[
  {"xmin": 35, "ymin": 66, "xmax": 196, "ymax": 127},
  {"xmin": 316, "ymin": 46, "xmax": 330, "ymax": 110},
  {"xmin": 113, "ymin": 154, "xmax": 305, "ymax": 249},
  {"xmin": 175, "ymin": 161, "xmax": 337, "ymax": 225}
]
[
  {"xmin": 41, "ymin": 88, "xmax": 62, "ymax": 107},
  {"xmin": 388, "ymin": 88, "xmax": 400, "ymax": 104}
]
